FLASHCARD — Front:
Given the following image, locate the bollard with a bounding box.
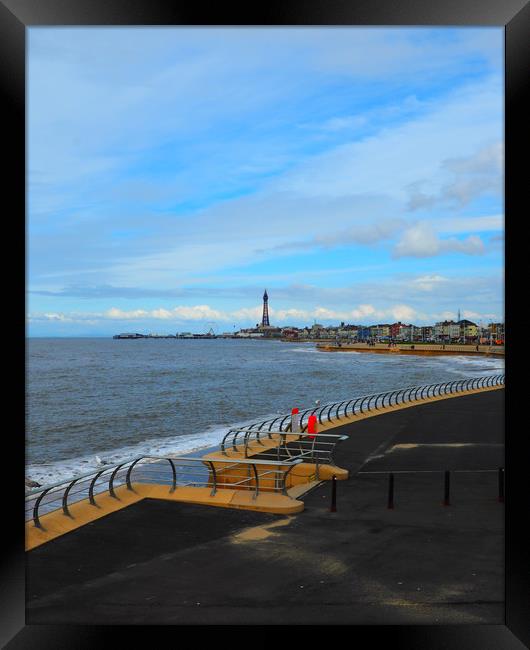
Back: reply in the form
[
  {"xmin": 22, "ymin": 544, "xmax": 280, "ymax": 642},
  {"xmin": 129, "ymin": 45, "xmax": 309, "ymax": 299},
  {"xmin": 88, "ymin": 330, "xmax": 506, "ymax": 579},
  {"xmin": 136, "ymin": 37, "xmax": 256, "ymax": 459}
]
[
  {"xmin": 387, "ymin": 473, "xmax": 394, "ymax": 509},
  {"xmin": 443, "ymin": 470, "xmax": 450, "ymax": 506},
  {"xmin": 307, "ymin": 414, "xmax": 318, "ymax": 439},
  {"xmin": 498, "ymin": 467, "xmax": 505, "ymax": 503},
  {"xmin": 330, "ymin": 474, "xmax": 337, "ymax": 512}
]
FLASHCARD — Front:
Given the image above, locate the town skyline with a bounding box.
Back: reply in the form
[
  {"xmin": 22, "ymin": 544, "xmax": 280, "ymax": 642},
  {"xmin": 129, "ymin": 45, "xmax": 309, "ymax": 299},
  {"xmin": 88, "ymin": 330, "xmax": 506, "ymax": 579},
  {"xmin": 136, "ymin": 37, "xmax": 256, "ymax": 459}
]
[{"xmin": 28, "ymin": 27, "xmax": 503, "ymax": 337}]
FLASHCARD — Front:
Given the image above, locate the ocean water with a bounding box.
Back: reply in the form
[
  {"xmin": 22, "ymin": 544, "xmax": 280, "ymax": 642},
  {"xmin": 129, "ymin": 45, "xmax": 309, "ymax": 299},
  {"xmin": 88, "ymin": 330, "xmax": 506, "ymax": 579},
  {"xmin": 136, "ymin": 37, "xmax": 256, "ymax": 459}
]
[{"xmin": 26, "ymin": 338, "xmax": 504, "ymax": 485}]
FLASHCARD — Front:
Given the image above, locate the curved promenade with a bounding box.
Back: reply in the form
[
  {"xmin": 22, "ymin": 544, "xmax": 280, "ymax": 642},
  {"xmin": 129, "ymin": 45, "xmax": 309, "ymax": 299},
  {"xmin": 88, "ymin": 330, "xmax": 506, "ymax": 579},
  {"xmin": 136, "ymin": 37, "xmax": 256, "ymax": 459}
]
[
  {"xmin": 317, "ymin": 342, "xmax": 505, "ymax": 356},
  {"xmin": 26, "ymin": 384, "xmax": 504, "ymax": 625}
]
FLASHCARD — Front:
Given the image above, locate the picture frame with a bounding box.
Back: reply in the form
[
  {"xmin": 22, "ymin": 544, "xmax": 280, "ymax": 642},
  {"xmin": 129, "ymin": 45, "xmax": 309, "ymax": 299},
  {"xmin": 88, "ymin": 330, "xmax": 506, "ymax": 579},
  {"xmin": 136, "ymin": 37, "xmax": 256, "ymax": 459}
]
[{"xmin": 3, "ymin": 0, "xmax": 527, "ymax": 646}]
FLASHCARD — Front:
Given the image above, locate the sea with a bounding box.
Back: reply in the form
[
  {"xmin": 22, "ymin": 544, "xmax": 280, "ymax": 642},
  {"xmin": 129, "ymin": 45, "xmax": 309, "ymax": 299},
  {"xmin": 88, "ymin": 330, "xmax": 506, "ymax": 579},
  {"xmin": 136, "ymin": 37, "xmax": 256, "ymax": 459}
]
[{"xmin": 26, "ymin": 337, "xmax": 505, "ymax": 487}]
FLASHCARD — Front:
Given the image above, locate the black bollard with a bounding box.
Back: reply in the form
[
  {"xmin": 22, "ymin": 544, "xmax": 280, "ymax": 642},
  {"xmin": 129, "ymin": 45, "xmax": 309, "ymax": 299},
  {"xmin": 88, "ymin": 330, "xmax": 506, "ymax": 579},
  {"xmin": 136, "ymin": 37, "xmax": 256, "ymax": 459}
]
[
  {"xmin": 498, "ymin": 467, "xmax": 505, "ymax": 503},
  {"xmin": 387, "ymin": 473, "xmax": 394, "ymax": 509},
  {"xmin": 330, "ymin": 475, "xmax": 337, "ymax": 512},
  {"xmin": 443, "ymin": 470, "xmax": 450, "ymax": 506}
]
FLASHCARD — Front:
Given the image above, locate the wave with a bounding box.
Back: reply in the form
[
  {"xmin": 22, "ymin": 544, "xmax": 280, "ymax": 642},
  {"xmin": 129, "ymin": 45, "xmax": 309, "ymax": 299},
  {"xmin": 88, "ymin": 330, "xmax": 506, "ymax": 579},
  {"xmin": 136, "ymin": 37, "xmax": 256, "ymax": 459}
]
[
  {"xmin": 287, "ymin": 347, "xmax": 361, "ymax": 356},
  {"xmin": 25, "ymin": 412, "xmax": 282, "ymax": 487}
]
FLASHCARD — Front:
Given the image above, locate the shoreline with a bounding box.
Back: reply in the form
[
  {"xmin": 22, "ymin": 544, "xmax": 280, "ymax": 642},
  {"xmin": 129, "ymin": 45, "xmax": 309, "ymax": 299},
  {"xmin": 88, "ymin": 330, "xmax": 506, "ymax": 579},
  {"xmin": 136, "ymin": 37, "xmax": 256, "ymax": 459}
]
[
  {"xmin": 315, "ymin": 342, "xmax": 504, "ymax": 357},
  {"xmin": 26, "ymin": 388, "xmax": 505, "ymax": 626}
]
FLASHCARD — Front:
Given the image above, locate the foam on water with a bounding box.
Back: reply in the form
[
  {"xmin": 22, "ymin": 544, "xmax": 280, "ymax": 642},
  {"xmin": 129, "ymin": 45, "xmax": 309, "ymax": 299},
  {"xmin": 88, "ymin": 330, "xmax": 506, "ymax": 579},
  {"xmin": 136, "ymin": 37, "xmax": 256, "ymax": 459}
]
[
  {"xmin": 25, "ymin": 412, "xmax": 281, "ymax": 487},
  {"xmin": 26, "ymin": 338, "xmax": 504, "ymax": 489}
]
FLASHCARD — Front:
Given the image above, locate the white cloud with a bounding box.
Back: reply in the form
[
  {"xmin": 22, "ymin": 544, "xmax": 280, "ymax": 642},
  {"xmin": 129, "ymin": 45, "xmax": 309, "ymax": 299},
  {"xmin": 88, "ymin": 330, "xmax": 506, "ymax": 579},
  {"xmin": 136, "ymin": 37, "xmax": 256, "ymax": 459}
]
[
  {"xmin": 28, "ymin": 65, "xmax": 503, "ymax": 289},
  {"xmin": 412, "ymin": 275, "xmax": 448, "ymax": 291},
  {"xmin": 314, "ymin": 218, "xmax": 405, "ymax": 247},
  {"xmin": 434, "ymin": 214, "xmax": 503, "ymax": 234},
  {"xmin": 277, "ymin": 79, "xmax": 502, "ymax": 203},
  {"xmin": 389, "ymin": 304, "xmax": 417, "ymax": 321},
  {"xmin": 393, "ymin": 222, "xmax": 485, "ymax": 258},
  {"xmin": 107, "ymin": 307, "xmax": 149, "ymax": 319},
  {"xmin": 105, "ymin": 305, "xmax": 226, "ymax": 321},
  {"xmin": 408, "ymin": 142, "xmax": 503, "ymax": 210}
]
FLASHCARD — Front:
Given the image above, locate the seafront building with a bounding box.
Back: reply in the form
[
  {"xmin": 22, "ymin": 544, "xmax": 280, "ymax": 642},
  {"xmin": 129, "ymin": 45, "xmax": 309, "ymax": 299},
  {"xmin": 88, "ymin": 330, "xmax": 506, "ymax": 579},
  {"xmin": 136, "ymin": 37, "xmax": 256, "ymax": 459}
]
[{"xmin": 113, "ymin": 290, "xmax": 504, "ymax": 344}]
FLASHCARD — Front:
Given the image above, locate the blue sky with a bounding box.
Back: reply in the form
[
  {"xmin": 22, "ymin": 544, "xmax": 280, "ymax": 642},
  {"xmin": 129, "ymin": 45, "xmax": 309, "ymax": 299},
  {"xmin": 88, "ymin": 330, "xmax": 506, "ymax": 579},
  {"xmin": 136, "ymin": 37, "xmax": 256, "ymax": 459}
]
[{"xmin": 27, "ymin": 27, "xmax": 504, "ymax": 336}]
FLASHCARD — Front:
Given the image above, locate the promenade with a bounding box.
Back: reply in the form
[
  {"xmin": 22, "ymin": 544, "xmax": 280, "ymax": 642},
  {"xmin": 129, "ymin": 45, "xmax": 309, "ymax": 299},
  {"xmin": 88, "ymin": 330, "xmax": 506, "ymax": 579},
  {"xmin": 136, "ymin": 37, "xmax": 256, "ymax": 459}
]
[
  {"xmin": 26, "ymin": 388, "xmax": 504, "ymax": 625},
  {"xmin": 316, "ymin": 342, "xmax": 505, "ymax": 356}
]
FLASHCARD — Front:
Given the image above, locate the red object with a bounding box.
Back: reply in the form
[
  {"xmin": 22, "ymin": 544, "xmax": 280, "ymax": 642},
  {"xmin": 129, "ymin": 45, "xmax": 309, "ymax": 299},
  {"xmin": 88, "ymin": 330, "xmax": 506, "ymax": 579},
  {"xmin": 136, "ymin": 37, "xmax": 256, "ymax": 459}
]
[
  {"xmin": 291, "ymin": 407, "xmax": 299, "ymax": 414},
  {"xmin": 307, "ymin": 414, "xmax": 318, "ymax": 437}
]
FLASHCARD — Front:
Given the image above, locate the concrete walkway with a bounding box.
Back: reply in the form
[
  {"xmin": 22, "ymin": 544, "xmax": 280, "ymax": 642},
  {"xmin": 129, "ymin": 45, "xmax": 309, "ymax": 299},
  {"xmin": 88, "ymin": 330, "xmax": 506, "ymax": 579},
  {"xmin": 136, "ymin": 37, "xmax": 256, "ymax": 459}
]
[{"xmin": 26, "ymin": 389, "xmax": 504, "ymax": 625}]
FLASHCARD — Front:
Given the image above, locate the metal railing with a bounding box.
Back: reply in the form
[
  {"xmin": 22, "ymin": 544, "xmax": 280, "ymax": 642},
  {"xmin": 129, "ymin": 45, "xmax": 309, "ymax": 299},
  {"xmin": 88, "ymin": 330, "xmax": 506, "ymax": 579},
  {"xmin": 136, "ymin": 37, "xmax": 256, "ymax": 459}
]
[
  {"xmin": 25, "ymin": 454, "xmax": 303, "ymax": 530},
  {"xmin": 219, "ymin": 427, "xmax": 348, "ymax": 471},
  {"xmin": 26, "ymin": 375, "xmax": 504, "ymax": 528},
  {"xmin": 237, "ymin": 374, "xmax": 505, "ymax": 435}
]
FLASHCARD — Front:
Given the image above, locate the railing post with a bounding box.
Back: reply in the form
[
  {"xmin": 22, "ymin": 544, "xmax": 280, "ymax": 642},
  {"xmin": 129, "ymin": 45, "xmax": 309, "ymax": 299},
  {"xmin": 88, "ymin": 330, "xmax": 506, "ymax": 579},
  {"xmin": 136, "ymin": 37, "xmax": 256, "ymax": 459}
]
[
  {"xmin": 89, "ymin": 469, "xmax": 105, "ymax": 506},
  {"xmin": 244, "ymin": 431, "xmax": 250, "ymax": 458},
  {"xmin": 387, "ymin": 473, "xmax": 394, "ymax": 509},
  {"xmin": 281, "ymin": 461, "xmax": 300, "ymax": 495},
  {"xmin": 208, "ymin": 461, "xmax": 217, "ymax": 496},
  {"xmin": 33, "ymin": 487, "xmax": 52, "ymax": 529},
  {"xmin": 498, "ymin": 467, "xmax": 504, "ymax": 503},
  {"xmin": 62, "ymin": 478, "xmax": 79, "ymax": 518},
  {"xmin": 251, "ymin": 463, "xmax": 259, "ymax": 500},
  {"xmin": 109, "ymin": 464, "xmax": 125, "ymax": 499},
  {"xmin": 443, "ymin": 470, "xmax": 450, "ymax": 506},
  {"xmin": 330, "ymin": 475, "xmax": 337, "ymax": 512},
  {"xmin": 167, "ymin": 459, "xmax": 177, "ymax": 493},
  {"xmin": 126, "ymin": 458, "xmax": 143, "ymax": 490}
]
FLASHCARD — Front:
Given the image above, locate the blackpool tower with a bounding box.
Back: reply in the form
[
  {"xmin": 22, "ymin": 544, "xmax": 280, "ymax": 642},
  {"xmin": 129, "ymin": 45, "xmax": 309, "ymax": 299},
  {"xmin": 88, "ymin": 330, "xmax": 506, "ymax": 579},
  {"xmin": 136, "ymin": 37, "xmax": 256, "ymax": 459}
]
[{"xmin": 261, "ymin": 289, "xmax": 270, "ymax": 327}]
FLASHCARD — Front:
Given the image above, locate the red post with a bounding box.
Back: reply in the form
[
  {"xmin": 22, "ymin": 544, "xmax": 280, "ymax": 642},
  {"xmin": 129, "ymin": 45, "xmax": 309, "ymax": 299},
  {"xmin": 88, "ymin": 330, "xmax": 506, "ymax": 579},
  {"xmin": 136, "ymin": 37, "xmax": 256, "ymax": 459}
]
[{"xmin": 307, "ymin": 414, "xmax": 318, "ymax": 438}]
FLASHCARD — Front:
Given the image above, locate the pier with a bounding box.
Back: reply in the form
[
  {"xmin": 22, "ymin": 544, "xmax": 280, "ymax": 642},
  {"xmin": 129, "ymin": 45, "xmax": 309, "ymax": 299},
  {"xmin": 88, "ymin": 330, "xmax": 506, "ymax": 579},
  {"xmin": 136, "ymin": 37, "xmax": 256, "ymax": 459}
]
[{"xmin": 25, "ymin": 378, "xmax": 505, "ymax": 626}]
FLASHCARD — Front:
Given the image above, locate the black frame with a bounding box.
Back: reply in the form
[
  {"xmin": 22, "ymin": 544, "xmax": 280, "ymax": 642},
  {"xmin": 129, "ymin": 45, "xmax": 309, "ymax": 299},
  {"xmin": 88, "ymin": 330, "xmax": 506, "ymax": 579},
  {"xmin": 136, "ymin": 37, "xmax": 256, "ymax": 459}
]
[{"xmin": 3, "ymin": 0, "xmax": 527, "ymax": 647}]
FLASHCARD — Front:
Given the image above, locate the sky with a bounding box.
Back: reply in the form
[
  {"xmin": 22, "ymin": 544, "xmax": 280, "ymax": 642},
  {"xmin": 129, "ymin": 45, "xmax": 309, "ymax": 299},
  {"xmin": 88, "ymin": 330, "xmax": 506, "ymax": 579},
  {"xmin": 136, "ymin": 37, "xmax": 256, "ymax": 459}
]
[{"xmin": 27, "ymin": 27, "xmax": 504, "ymax": 336}]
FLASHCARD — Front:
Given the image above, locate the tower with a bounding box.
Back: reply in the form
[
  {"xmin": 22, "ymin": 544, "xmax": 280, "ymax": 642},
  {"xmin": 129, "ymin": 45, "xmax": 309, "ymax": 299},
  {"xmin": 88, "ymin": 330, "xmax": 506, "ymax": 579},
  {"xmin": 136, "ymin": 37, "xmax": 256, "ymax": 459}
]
[{"xmin": 261, "ymin": 289, "xmax": 270, "ymax": 327}]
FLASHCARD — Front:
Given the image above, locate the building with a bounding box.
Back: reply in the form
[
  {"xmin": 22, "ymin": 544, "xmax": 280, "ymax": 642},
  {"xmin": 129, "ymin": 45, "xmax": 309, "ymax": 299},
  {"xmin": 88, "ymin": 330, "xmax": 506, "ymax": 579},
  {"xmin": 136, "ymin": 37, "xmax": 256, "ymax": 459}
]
[
  {"xmin": 281, "ymin": 327, "xmax": 300, "ymax": 339},
  {"xmin": 458, "ymin": 319, "xmax": 478, "ymax": 341},
  {"xmin": 488, "ymin": 322, "xmax": 505, "ymax": 344},
  {"xmin": 389, "ymin": 322, "xmax": 407, "ymax": 339},
  {"xmin": 357, "ymin": 326, "xmax": 371, "ymax": 341},
  {"xmin": 370, "ymin": 324, "xmax": 391, "ymax": 340},
  {"xmin": 397, "ymin": 324, "xmax": 421, "ymax": 341},
  {"xmin": 420, "ymin": 326, "xmax": 434, "ymax": 341},
  {"xmin": 434, "ymin": 320, "xmax": 460, "ymax": 341}
]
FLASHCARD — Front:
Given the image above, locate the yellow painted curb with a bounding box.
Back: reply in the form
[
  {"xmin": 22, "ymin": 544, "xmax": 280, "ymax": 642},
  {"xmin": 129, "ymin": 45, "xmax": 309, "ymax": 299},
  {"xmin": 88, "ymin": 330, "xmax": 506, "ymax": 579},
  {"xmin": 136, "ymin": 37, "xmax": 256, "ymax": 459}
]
[
  {"xmin": 26, "ymin": 482, "xmax": 304, "ymax": 551},
  {"xmin": 26, "ymin": 385, "xmax": 501, "ymax": 551},
  {"xmin": 26, "ymin": 483, "xmax": 144, "ymax": 551}
]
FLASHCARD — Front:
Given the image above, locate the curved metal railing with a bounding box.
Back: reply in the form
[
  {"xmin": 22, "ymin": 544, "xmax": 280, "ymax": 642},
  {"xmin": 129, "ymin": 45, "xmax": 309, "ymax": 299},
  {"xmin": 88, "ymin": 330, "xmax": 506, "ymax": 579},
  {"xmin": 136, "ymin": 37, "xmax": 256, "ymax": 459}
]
[
  {"xmin": 25, "ymin": 454, "xmax": 302, "ymax": 530},
  {"xmin": 219, "ymin": 427, "xmax": 348, "ymax": 467},
  {"xmin": 224, "ymin": 374, "xmax": 505, "ymax": 441},
  {"xmin": 26, "ymin": 375, "xmax": 504, "ymax": 529}
]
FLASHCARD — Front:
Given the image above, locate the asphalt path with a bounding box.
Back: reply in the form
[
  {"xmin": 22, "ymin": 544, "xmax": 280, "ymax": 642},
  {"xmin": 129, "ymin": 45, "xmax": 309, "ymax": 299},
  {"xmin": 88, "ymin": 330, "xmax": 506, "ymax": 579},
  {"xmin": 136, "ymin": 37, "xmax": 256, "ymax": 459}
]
[{"xmin": 26, "ymin": 389, "xmax": 504, "ymax": 625}]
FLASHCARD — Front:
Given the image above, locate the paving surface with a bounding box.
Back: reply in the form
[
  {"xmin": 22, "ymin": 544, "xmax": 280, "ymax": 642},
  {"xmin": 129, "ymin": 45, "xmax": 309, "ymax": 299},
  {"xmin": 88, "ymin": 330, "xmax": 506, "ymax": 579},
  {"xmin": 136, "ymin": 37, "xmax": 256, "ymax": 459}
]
[{"xmin": 26, "ymin": 389, "xmax": 504, "ymax": 625}]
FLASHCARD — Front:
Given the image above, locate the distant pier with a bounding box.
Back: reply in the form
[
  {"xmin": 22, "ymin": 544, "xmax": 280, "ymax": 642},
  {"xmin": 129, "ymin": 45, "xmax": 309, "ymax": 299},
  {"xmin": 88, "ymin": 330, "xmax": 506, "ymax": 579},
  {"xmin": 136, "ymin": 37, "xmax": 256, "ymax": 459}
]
[{"xmin": 113, "ymin": 332, "xmax": 238, "ymax": 340}]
